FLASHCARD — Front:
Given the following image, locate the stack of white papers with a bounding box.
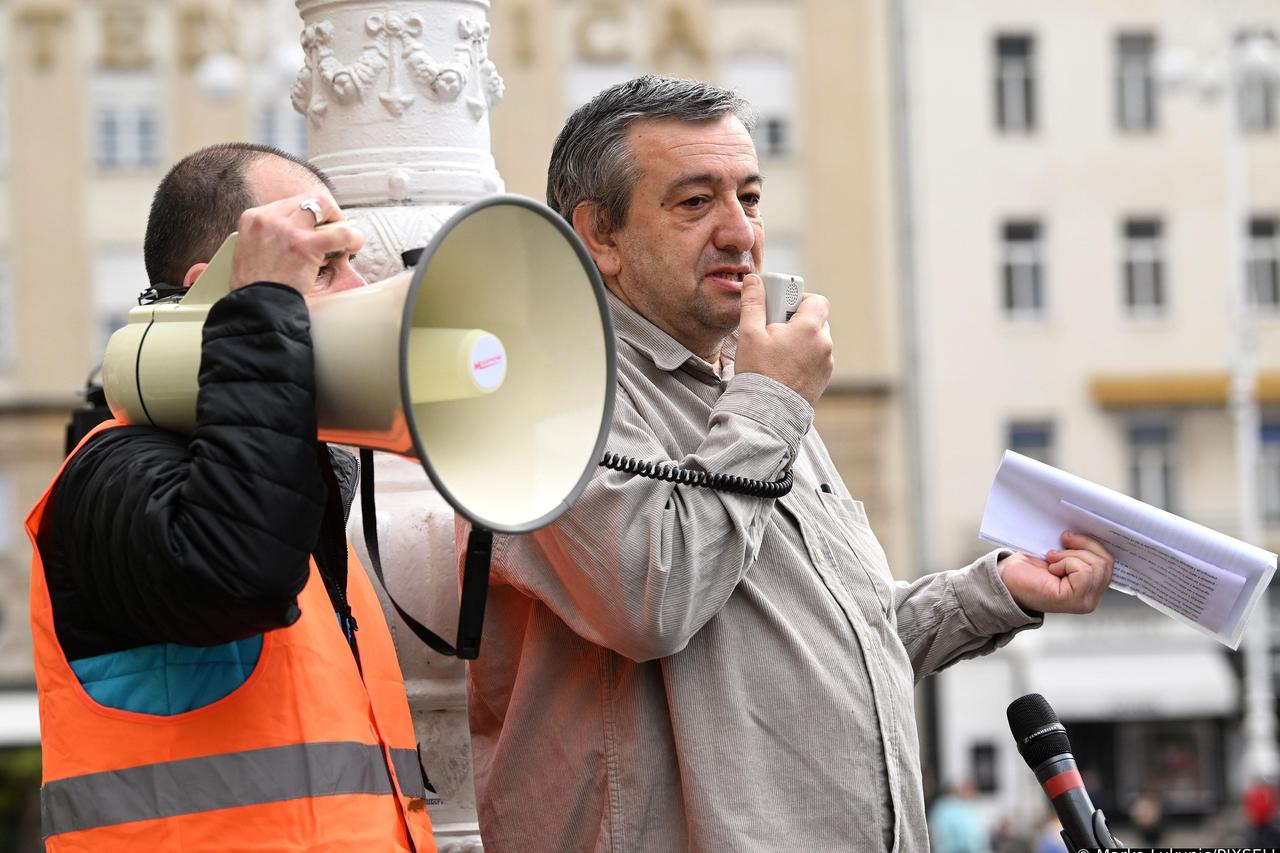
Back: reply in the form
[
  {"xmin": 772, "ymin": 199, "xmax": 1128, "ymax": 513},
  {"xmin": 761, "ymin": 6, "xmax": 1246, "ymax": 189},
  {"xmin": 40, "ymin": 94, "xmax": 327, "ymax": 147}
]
[{"xmin": 980, "ymin": 451, "xmax": 1278, "ymax": 649}]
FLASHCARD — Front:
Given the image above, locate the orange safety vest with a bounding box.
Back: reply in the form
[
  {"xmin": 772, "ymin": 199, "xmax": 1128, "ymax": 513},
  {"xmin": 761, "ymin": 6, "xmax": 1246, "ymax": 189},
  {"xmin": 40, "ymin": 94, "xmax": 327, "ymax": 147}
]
[{"xmin": 25, "ymin": 421, "xmax": 436, "ymax": 852}]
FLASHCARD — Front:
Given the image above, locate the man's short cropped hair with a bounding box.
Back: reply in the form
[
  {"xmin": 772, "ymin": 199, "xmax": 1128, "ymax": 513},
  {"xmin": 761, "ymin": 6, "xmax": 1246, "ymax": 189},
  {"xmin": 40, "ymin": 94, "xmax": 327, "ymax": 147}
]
[
  {"xmin": 143, "ymin": 142, "xmax": 333, "ymax": 288},
  {"xmin": 546, "ymin": 75, "xmax": 756, "ymax": 234}
]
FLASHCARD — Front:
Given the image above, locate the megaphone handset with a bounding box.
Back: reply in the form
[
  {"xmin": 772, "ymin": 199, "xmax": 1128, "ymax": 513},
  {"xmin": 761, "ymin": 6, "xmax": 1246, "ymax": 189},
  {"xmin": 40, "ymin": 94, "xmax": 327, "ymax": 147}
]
[
  {"xmin": 596, "ymin": 272, "xmax": 806, "ymax": 500},
  {"xmin": 762, "ymin": 272, "xmax": 804, "ymax": 324}
]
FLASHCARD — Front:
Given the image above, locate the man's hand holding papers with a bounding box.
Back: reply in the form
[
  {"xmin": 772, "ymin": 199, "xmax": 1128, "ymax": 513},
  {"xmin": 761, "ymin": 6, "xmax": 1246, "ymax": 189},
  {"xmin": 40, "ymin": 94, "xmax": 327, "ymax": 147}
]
[
  {"xmin": 997, "ymin": 531, "xmax": 1114, "ymax": 615},
  {"xmin": 981, "ymin": 450, "xmax": 1279, "ymax": 648}
]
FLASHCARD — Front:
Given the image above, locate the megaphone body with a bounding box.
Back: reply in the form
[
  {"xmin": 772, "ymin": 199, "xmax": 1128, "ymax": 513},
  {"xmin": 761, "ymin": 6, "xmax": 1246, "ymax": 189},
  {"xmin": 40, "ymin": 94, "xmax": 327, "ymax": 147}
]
[{"xmin": 103, "ymin": 195, "xmax": 616, "ymax": 535}]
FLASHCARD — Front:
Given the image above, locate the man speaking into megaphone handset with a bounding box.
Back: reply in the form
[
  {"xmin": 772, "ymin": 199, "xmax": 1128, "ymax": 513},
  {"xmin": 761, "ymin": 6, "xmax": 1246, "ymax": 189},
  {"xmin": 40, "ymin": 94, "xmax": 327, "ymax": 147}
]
[
  {"xmin": 458, "ymin": 75, "xmax": 1117, "ymax": 853},
  {"xmin": 26, "ymin": 144, "xmax": 437, "ymax": 851}
]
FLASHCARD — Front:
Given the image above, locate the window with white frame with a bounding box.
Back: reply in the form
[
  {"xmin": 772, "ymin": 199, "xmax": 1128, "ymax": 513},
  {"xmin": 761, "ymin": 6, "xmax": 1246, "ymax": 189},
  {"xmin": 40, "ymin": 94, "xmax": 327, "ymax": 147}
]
[
  {"xmin": 722, "ymin": 54, "xmax": 796, "ymax": 160},
  {"xmin": 995, "ymin": 34, "xmax": 1036, "ymax": 133},
  {"xmin": 1008, "ymin": 420, "xmax": 1055, "ymax": 465},
  {"xmin": 0, "ymin": 73, "xmax": 9, "ymax": 173},
  {"xmin": 1123, "ymin": 217, "xmax": 1165, "ymax": 314},
  {"xmin": 1249, "ymin": 216, "xmax": 1280, "ymax": 309},
  {"xmin": 90, "ymin": 70, "xmax": 164, "ymax": 170},
  {"xmin": 1116, "ymin": 33, "xmax": 1157, "ymax": 132},
  {"xmin": 1001, "ymin": 220, "xmax": 1044, "ymax": 317},
  {"xmin": 1238, "ymin": 30, "xmax": 1278, "ymax": 133},
  {"xmin": 253, "ymin": 76, "xmax": 308, "ymax": 157},
  {"xmin": 92, "ymin": 249, "xmax": 148, "ymax": 356},
  {"xmin": 254, "ymin": 102, "xmax": 307, "ymax": 159},
  {"xmin": 764, "ymin": 235, "xmax": 803, "ymax": 279},
  {"xmin": 1128, "ymin": 420, "xmax": 1176, "ymax": 511},
  {"xmin": 1262, "ymin": 421, "xmax": 1280, "ymax": 524},
  {"xmin": 565, "ymin": 61, "xmax": 641, "ymax": 115},
  {"xmin": 0, "ymin": 472, "xmax": 13, "ymax": 554},
  {"xmin": 0, "ymin": 257, "xmax": 13, "ymax": 369}
]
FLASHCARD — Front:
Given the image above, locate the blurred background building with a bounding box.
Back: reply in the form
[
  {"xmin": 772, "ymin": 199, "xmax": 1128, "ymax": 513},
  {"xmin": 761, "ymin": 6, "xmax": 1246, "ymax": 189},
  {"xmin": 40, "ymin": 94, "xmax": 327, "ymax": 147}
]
[
  {"xmin": 0, "ymin": 0, "xmax": 1278, "ymax": 850},
  {"xmin": 916, "ymin": 0, "xmax": 1280, "ymax": 843}
]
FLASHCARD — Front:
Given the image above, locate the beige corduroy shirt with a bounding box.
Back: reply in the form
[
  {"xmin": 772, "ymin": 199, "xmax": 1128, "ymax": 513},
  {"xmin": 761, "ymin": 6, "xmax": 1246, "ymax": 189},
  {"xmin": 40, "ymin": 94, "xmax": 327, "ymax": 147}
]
[{"xmin": 459, "ymin": 292, "xmax": 1040, "ymax": 853}]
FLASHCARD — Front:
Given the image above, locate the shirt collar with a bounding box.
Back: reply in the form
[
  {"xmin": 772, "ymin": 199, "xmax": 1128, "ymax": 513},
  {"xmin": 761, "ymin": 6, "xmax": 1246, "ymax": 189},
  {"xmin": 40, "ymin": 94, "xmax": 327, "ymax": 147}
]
[{"xmin": 605, "ymin": 290, "xmax": 737, "ymax": 379}]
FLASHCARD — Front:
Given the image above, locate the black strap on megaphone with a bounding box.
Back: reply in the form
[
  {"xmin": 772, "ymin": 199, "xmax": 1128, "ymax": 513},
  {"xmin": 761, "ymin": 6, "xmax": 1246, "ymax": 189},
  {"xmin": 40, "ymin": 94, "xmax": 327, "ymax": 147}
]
[{"xmin": 358, "ymin": 448, "xmax": 492, "ymax": 660}]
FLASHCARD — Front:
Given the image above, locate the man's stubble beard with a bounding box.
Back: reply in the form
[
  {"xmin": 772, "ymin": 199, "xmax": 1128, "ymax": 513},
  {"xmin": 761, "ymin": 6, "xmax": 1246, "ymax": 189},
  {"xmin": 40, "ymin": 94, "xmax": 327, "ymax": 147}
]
[
  {"xmin": 688, "ymin": 282, "xmax": 740, "ymax": 336},
  {"xmin": 623, "ymin": 234, "xmax": 743, "ymax": 350}
]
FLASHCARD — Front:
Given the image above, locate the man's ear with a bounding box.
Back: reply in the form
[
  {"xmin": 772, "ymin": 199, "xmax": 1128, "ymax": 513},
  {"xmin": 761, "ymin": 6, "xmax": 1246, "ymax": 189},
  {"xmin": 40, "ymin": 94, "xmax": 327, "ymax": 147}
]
[
  {"xmin": 182, "ymin": 262, "xmax": 209, "ymax": 288},
  {"xmin": 181, "ymin": 261, "xmax": 208, "ymax": 286},
  {"xmin": 571, "ymin": 202, "xmax": 621, "ymax": 278}
]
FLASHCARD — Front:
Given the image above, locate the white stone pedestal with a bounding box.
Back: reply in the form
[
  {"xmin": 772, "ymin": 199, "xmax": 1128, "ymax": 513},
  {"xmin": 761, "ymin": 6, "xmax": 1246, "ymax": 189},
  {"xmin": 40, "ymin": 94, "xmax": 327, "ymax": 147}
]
[{"xmin": 293, "ymin": 1, "xmax": 507, "ymax": 849}]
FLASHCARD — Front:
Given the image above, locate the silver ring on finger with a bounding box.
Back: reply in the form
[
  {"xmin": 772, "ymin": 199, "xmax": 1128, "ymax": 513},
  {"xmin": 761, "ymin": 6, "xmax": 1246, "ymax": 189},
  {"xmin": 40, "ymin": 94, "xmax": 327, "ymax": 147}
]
[{"xmin": 299, "ymin": 198, "xmax": 325, "ymax": 227}]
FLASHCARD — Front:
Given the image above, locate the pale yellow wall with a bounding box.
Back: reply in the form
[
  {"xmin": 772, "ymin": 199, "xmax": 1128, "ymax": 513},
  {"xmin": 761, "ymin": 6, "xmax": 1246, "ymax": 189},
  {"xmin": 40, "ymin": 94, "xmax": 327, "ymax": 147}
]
[
  {"xmin": 488, "ymin": 0, "xmax": 561, "ymax": 199},
  {"xmin": 10, "ymin": 0, "xmax": 91, "ymax": 401},
  {"xmin": 803, "ymin": 0, "xmax": 899, "ymax": 384}
]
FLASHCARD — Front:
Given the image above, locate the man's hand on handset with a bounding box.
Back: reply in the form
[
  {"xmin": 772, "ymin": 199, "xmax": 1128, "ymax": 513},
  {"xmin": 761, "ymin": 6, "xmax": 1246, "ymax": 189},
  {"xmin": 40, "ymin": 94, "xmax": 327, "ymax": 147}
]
[{"xmin": 735, "ymin": 273, "xmax": 833, "ymax": 406}]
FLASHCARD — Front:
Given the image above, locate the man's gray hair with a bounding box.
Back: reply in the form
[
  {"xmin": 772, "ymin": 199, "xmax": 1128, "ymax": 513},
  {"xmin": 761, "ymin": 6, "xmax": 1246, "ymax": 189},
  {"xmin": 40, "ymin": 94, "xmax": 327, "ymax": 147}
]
[{"xmin": 547, "ymin": 75, "xmax": 756, "ymax": 233}]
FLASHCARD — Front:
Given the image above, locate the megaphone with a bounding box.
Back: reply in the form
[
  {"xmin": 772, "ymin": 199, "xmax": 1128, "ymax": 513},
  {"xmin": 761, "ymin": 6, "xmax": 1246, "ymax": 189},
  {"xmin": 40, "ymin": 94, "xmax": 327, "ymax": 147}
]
[
  {"xmin": 103, "ymin": 194, "xmax": 616, "ymax": 532},
  {"xmin": 102, "ymin": 195, "xmax": 617, "ymax": 656}
]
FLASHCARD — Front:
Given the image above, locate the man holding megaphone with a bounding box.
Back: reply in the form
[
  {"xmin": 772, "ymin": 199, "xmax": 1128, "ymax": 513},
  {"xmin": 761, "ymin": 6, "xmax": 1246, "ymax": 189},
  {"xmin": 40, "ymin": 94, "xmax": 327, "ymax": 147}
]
[
  {"xmin": 458, "ymin": 76, "xmax": 1115, "ymax": 852},
  {"xmin": 25, "ymin": 144, "xmax": 435, "ymax": 851}
]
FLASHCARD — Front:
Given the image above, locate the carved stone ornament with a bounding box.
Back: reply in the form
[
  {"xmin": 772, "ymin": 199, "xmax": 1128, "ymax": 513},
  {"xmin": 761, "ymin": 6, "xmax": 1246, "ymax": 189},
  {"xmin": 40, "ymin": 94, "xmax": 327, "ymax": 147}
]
[
  {"xmin": 291, "ymin": 12, "xmax": 505, "ymax": 126},
  {"xmin": 346, "ymin": 206, "xmax": 457, "ymax": 283},
  {"xmin": 457, "ymin": 16, "xmax": 505, "ymax": 119}
]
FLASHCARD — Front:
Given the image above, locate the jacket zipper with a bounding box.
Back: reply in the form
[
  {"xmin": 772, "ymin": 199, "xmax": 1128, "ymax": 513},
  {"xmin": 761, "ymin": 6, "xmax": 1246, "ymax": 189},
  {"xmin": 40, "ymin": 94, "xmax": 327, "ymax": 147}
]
[{"xmin": 330, "ymin": 574, "xmax": 360, "ymax": 656}]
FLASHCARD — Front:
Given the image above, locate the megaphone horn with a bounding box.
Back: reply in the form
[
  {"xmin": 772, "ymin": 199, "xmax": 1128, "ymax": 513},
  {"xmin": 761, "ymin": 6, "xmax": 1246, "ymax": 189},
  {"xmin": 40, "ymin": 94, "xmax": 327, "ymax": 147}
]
[{"xmin": 103, "ymin": 194, "xmax": 617, "ymax": 535}]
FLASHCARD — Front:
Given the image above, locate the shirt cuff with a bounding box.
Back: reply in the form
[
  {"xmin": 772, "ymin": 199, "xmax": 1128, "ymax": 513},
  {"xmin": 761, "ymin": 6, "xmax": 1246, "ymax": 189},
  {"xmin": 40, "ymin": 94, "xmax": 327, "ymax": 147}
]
[
  {"xmin": 953, "ymin": 549, "xmax": 1043, "ymax": 635},
  {"xmin": 713, "ymin": 372, "xmax": 814, "ymax": 453}
]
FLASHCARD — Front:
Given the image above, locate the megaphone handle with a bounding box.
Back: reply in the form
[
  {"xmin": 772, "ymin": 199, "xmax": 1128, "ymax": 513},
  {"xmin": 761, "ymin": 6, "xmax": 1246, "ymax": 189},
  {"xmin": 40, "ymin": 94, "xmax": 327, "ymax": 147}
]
[
  {"xmin": 455, "ymin": 528, "xmax": 493, "ymax": 660},
  {"xmin": 358, "ymin": 449, "xmax": 489, "ymax": 660}
]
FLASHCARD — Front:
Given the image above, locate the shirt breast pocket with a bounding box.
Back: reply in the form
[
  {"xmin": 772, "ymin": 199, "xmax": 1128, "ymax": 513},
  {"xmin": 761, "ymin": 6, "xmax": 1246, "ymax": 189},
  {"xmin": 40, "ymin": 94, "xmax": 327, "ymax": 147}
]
[{"xmin": 817, "ymin": 490, "xmax": 895, "ymax": 617}]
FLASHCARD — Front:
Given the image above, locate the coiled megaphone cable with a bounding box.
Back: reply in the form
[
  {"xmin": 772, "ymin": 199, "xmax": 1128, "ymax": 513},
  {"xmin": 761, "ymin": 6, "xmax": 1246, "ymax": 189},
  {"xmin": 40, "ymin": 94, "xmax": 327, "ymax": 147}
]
[{"xmin": 599, "ymin": 451, "xmax": 793, "ymax": 499}]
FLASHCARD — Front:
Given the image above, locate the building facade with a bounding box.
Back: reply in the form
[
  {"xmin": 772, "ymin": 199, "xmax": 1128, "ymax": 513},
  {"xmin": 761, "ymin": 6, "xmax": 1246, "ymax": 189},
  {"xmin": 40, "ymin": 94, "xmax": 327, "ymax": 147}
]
[{"xmin": 908, "ymin": 0, "xmax": 1280, "ymax": 830}]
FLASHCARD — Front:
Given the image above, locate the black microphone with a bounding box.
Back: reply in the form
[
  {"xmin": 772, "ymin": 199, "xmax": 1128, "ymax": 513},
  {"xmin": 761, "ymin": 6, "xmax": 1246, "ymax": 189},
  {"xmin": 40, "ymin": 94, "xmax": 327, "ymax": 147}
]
[{"xmin": 1007, "ymin": 693, "xmax": 1122, "ymax": 851}]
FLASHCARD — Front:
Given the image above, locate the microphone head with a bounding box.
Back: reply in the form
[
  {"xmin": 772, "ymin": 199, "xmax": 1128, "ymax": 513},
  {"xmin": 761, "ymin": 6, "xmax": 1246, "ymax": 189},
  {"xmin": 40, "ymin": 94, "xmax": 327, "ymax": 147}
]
[{"xmin": 1007, "ymin": 693, "xmax": 1072, "ymax": 769}]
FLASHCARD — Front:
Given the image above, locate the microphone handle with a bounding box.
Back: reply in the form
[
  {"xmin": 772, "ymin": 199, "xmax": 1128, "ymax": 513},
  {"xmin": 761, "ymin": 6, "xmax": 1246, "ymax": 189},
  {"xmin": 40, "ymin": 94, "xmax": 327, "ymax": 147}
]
[{"xmin": 1034, "ymin": 754, "xmax": 1119, "ymax": 850}]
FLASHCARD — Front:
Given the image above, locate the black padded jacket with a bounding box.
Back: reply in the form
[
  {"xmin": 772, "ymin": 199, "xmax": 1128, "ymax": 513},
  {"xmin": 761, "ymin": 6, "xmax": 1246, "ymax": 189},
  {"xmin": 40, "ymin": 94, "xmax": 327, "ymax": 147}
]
[{"xmin": 36, "ymin": 282, "xmax": 358, "ymax": 662}]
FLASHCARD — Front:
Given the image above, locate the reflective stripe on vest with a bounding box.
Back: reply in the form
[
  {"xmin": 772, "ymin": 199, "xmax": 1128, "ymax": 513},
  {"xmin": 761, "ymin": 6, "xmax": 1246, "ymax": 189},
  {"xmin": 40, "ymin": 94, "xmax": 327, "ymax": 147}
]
[
  {"xmin": 389, "ymin": 747, "xmax": 428, "ymax": 800},
  {"xmin": 41, "ymin": 742, "xmax": 426, "ymax": 838}
]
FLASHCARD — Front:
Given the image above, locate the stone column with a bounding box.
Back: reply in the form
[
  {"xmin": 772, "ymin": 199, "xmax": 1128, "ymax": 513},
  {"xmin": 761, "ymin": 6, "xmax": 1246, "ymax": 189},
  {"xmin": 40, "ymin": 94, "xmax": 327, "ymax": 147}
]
[{"xmin": 293, "ymin": 1, "xmax": 506, "ymax": 849}]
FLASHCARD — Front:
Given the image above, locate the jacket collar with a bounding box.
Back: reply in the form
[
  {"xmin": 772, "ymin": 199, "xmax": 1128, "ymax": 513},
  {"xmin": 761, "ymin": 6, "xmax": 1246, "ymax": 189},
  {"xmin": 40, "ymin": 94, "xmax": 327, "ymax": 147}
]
[{"xmin": 605, "ymin": 290, "xmax": 737, "ymax": 380}]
